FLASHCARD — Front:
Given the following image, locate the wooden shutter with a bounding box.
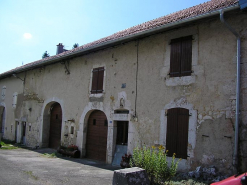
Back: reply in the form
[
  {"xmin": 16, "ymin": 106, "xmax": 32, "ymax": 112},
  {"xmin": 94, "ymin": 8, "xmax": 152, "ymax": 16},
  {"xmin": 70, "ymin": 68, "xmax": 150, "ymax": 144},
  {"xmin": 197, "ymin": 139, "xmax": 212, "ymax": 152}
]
[
  {"xmin": 166, "ymin": 108, "xmax": 189, "ymax": 159},
  {"xmin": 176, "ymin": 108, "xmax": 189, "ymax": 159},
  {"xmin": 170, "ymin": 39, "xmax": 181, "ymax": 77},
  {"xmin": 91, "ymin": 67, "xmax": 104, "ymax": 94},
  {"xmin": 181, "ymin": 36, "xmax": 192, "ymax": 76},
  {"xmin": 170, "ymin": 36, "xmax": 192, "ymax": 77},
  {"xmin": 166, "ymin": 108, "xmax": 178, "ymax": 157},
  {"xmin": 97, "ymin": 67, "xmax": 104, "ymax": 93},
  {"xmin": 91, "ymin": 68, "xmax": 99, "ymax": 94}
]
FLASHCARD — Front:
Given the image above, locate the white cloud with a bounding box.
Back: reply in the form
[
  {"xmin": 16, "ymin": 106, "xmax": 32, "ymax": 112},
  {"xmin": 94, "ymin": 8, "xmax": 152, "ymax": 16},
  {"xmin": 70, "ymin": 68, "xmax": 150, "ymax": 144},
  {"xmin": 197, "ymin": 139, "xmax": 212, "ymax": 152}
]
[{"xmin": 23, "ymin": 33, "xmax": 32, "ymax": 39}]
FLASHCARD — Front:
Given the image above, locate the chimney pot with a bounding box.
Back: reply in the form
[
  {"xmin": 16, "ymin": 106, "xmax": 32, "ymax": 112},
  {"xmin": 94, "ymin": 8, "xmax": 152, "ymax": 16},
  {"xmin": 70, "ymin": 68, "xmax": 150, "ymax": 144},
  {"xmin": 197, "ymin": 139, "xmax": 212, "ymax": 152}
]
[{"xmin": 56, "ymin": 43, "xmax": 64, "ymax": 54}]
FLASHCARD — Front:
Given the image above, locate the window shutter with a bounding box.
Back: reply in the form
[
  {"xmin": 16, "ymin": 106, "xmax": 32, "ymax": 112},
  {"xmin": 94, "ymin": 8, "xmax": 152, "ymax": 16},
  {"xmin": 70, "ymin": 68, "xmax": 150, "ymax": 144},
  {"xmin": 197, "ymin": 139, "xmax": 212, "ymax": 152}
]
[
  {"xmin": 97, "ymin": 67, "xmax": 104, "ymax": 93},
  {"xmin": 166, "ymin": 108, "xmax": 178, "ymax": 157},
  {"xmin": 1, "ymin": 86, "xmax": 6, "ymax": 100},
  {"xmin": 176, "ymin": 108, "xmax": 189, "ymax": 159},
  {"xmin": 12, "ymin": 93, "xmax": 18, "ymax": 108},
  {"xmin": 170, "ymin": 39, "xmax": 181, "ymax": 77},
  {"xmin": 91, "ymin": 68, "xmax": 99, "ymax": 94},
  {"xmin": 181, "ymin": 36, "xmax": 192, "ymax": 76},
  {"xmin": 91, "ymin": 67, "xmax": 104, "ymax": 94}
]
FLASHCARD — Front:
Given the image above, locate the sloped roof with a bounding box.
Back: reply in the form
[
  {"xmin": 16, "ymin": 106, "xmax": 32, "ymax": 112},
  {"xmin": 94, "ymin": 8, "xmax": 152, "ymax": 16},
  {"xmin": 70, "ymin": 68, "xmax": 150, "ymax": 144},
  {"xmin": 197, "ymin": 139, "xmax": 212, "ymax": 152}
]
[{"xmin": 0, "ymin": 0, "xmax": 239, "ymax": 78}]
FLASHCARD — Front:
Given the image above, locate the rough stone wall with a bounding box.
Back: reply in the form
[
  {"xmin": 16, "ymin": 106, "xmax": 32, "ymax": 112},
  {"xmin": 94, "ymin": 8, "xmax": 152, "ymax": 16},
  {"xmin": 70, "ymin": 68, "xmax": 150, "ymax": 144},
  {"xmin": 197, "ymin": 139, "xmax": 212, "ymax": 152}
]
[
  {"xmin": 0, "ymin": 11, "xmax": 246, "ymax": 173},
  {"xmin": 0, "ymin": 76, "xmax": 24, "ymax": 141}
]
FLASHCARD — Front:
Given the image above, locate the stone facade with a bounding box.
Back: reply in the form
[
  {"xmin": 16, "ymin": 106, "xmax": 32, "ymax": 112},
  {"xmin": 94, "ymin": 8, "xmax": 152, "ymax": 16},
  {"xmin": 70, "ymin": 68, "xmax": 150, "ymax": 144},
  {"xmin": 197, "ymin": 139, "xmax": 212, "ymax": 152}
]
[{"xmin": 0, "ymin": 6, "xmax": 247, "ymax": 174}]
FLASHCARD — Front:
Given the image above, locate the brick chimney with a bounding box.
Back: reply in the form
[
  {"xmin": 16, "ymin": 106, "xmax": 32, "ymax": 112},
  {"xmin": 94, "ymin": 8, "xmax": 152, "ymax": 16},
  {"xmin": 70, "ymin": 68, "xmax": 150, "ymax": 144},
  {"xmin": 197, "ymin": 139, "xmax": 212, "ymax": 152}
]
[{"xmin": 56, "ymin": 43, "xmax": 64, "ymax": 54}]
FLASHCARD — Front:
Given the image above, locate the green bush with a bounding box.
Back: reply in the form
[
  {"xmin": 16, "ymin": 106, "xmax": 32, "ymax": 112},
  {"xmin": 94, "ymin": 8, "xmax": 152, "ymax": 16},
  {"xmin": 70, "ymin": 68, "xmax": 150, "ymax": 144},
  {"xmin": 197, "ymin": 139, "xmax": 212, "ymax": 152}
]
[{"xmin": 130, "ymin": 145, "xmax": 181, "ymax": 184}]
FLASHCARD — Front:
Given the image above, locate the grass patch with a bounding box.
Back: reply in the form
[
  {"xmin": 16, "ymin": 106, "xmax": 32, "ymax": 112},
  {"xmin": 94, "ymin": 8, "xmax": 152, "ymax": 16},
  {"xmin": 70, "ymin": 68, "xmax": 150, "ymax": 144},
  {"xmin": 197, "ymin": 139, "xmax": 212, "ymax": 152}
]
[
  {"xmin": 0, "ymin": 140, "xmax": 18, "ymax": 150},
  {"xmin": 24, "ymin": 171, "xmax": 39, "ymax": 180},
  {"xmin": 41, "ymin": 152, "xmax": 62, "ymax": 158}
]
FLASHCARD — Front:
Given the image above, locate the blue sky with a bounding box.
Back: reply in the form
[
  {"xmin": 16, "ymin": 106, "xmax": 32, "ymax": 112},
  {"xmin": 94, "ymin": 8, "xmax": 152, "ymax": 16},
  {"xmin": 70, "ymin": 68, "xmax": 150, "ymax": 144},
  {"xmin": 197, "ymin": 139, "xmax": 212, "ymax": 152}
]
[{"xmin": 0, "ymin": 0, "xmax": 207, "ymax": 74}]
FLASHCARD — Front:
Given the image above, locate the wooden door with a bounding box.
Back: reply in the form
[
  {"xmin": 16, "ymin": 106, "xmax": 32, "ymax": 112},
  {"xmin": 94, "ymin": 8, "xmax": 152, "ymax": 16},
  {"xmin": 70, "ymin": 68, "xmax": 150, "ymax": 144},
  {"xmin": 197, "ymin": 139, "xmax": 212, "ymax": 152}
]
[
  {"xmin": 49, "ymin": 103, "xmax": 62, "ymax": 149},
  {"xmin": 86, "ymin": 110, "xmax": 108, "ymax": 161}
]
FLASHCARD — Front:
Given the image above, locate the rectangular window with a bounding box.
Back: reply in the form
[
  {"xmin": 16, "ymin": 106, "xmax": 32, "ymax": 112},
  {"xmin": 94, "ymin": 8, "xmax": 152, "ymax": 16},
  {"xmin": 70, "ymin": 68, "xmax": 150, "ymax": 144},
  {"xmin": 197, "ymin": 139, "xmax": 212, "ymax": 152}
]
[
  {"xmin": 70, "ymin": 126, "xmax": 74, "ymax": 134},
  {"xmin": 166, "ymin": 108, "xmax": 189, "ymax": 159},
  {"xmin": 91, "ymin": 67, "xmax": 104, "ymax": 94},
  {"xmin": 116, "ymin": 121, "xmax": 128, "ymax": 145},
  {"xmin": 170, "ymin": 36, "xmax": 192, "ymax": 77}
]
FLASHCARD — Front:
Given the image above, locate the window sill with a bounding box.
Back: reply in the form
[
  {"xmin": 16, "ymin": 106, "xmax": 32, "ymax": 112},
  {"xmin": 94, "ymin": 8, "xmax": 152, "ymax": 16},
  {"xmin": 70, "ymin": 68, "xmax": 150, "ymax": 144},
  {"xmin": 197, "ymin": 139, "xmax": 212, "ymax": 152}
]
[
  {"xmin": 165, "ymin": 76, "xmax": 195, "ymax": 86},
  {"xmin": 89, "ymin": 93, "xmax": 104, "ymax": 98},
  {"xmin": 89, "ymin": 93, "xmax": 104, "ymax": 102}
]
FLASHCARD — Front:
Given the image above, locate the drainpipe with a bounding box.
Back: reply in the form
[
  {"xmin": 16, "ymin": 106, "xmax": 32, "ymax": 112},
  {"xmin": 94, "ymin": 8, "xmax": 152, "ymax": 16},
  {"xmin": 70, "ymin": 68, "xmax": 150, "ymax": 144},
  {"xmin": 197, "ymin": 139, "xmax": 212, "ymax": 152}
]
[{"xmin": 220, "ymin": 10, "xmax": 241, "ymax": 172}]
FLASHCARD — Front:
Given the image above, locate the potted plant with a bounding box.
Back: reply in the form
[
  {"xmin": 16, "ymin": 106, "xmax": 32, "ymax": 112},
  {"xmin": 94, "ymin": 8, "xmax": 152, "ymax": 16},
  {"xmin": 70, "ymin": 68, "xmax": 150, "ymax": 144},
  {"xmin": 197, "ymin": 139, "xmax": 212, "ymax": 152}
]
[{"xmin": 120, "ymin": 154, "xmax": 132, "ymax": 168}]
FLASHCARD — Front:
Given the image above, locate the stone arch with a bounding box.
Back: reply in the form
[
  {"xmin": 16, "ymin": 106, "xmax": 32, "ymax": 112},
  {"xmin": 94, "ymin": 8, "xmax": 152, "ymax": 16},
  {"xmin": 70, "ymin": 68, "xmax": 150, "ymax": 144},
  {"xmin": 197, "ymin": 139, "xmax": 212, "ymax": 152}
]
[
  {"xmin": 40, "ymin": 98, "xmax": 64, "ymax": 148},
  {"xmin": 77, "ymin": 101, "xmax": 112, "ymax": 163}
]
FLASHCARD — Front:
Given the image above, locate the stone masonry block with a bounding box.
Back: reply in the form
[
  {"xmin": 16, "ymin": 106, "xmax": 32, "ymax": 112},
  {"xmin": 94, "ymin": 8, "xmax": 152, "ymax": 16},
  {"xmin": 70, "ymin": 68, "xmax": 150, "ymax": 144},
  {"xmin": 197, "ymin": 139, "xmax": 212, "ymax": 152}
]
[{"xmin": 112, "ymin": 167, "xmax": 150, "ymax": 185}]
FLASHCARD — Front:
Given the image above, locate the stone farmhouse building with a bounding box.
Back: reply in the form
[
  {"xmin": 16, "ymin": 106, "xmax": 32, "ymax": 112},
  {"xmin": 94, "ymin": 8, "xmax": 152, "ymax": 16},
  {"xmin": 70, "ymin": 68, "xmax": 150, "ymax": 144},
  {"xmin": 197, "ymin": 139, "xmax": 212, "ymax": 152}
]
[{"xmin": 0, "ymin": 0, "xmax": 246, "ymax": 174}]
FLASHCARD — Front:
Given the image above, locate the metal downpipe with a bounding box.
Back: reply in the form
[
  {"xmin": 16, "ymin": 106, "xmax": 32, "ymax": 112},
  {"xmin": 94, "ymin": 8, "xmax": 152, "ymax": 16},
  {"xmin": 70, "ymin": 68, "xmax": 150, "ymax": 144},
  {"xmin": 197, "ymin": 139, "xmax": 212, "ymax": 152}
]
[{"xmin": 220, "ymin": 10, "xmax": 241, "ymax": 171}]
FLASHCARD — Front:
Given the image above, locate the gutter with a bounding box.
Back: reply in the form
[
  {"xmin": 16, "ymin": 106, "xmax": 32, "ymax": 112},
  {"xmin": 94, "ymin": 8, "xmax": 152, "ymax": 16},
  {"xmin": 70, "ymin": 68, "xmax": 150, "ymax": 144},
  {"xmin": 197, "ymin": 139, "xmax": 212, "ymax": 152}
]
[
  {"xmin": 0, "ymin": 4, "xmax": 239, "ymax": 79},
  {"xmin": 220, "ymin": 10, "xmax": 241, "ymax": 171}
]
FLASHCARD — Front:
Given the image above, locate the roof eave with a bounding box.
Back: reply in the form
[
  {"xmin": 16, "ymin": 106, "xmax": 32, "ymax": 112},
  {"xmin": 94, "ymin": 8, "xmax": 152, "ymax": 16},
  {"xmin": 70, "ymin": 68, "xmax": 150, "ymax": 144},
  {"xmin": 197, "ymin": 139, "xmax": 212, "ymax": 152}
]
[{"xmin": 0, "ymin": 4, "xmax": 239, "ymax": 80}]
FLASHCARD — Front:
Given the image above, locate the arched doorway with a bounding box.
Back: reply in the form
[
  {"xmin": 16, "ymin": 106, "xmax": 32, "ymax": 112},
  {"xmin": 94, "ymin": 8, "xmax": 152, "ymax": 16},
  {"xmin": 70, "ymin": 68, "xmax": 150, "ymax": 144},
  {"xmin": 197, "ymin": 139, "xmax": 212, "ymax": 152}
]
[
  {"xmin": 86, "ymin": 110, "xmax": 108, "ymax": 162},
  {"xmin": 0, "ymin": 106, "xmax": 5, "ymax": 138},
  {"xmin": 49, "ymin": 103, "xmax": 62, "ymax": 149}
]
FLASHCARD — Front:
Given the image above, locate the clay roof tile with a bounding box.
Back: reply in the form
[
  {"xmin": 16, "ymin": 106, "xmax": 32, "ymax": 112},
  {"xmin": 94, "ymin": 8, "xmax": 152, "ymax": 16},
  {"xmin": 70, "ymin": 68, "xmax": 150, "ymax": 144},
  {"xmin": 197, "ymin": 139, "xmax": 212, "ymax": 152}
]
[{"xmin": 0, "ymin": 0, "xmax": 238, "ymax": 76}]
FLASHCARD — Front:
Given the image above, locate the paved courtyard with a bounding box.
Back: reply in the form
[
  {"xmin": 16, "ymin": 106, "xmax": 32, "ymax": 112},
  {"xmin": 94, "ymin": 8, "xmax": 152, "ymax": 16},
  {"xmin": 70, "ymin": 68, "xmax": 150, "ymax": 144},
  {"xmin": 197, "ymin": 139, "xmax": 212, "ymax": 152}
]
[{"xmin": 0, "ymin": 148, "xmax": 120, "ymax": 185}]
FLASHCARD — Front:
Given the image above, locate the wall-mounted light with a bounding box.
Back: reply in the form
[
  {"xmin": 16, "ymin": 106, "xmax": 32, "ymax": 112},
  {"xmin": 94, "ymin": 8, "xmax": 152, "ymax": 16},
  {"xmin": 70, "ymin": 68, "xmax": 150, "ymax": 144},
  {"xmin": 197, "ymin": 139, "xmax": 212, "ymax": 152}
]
[{"xmin": 12, "ymin": 74, "xmax": 25, "ymax": 82}]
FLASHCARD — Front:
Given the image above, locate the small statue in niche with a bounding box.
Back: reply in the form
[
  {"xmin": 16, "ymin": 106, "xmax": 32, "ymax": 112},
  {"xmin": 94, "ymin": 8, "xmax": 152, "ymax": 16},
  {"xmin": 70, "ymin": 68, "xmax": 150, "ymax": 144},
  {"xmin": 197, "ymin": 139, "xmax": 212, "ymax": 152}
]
[{"xmin": 120, "ymin": 98, "xmax": 125, "ymax": 107}]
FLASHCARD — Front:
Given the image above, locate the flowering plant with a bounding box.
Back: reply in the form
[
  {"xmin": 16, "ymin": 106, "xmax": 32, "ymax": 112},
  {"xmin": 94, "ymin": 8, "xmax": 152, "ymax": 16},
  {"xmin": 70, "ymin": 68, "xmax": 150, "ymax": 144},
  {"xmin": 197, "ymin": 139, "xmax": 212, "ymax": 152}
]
[
  {"xmin": 67, "ymin": 144, "xmax": 78, "ymax": 151},
  {"xmin": 122, "ymin": 154, "xmax": 132, "ymax": 163},
  {"xmin": 120, "ymin": 154, "xmax": 132, "ymax": 168}
]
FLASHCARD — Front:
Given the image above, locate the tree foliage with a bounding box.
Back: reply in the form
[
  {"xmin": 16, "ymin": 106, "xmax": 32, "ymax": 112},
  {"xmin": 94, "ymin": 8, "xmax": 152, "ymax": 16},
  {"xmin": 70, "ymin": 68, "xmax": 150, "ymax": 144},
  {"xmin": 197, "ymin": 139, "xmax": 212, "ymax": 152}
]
[
  {"xmin": 42, "ymin": 51, "xmax": 50, "ymax": 59},
  {"xmin": 72, "ymin": 43, "xmax": 79, "ymax": 49}
]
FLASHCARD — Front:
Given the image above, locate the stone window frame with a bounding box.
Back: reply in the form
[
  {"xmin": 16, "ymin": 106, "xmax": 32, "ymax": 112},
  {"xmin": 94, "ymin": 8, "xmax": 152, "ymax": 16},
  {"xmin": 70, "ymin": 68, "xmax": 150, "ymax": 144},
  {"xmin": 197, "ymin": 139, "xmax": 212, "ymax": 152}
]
[
  {"xmin": 160, "ymin": 27, "xmax": 199, "ymax": 87},
  {"xmin": 160, "ymin": 98, "xmax": 197, "ymax": 162}
]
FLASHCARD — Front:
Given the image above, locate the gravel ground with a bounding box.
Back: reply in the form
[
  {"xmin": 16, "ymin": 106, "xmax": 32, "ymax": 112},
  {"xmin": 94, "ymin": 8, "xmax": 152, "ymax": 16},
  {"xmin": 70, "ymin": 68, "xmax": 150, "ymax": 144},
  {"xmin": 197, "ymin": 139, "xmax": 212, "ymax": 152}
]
[{"xmin": 0, "ymin": 148, "xmax": 119, "ymax": 185}]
